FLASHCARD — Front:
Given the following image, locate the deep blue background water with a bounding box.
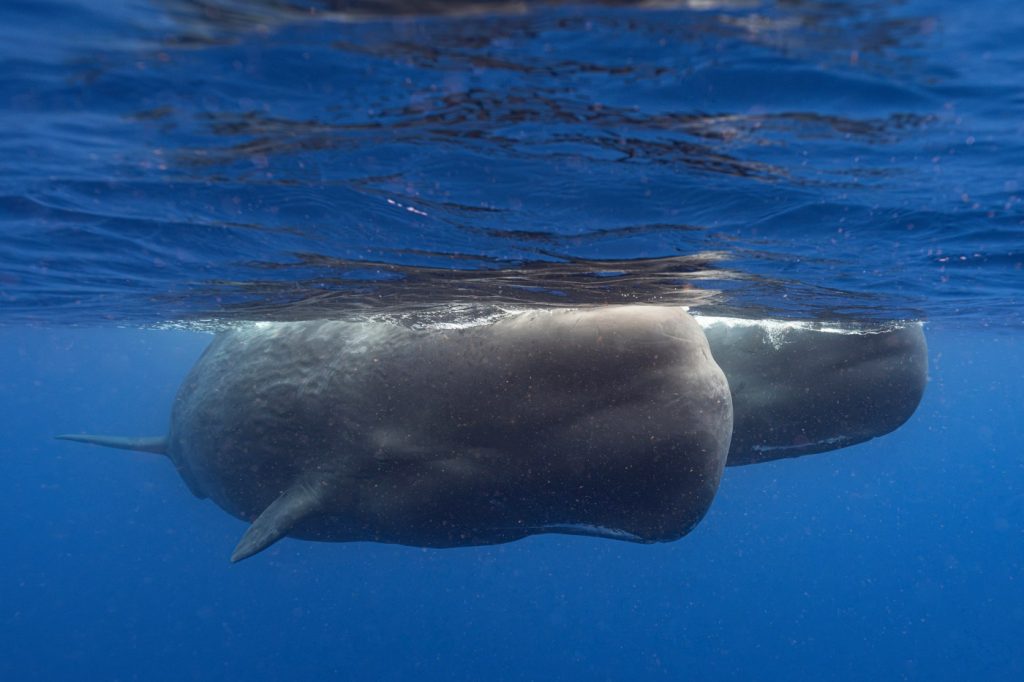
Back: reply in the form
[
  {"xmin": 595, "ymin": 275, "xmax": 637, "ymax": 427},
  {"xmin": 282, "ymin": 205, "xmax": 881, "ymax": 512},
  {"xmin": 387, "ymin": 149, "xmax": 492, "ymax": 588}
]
[{"xmin": 1, "ymin": 0, "xmax": 1023, "ymax": 679}]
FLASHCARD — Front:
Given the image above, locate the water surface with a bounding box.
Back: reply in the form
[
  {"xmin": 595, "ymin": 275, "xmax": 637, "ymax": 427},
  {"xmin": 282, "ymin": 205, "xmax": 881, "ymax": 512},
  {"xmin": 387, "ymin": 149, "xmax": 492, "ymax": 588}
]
[{"xmin": 1, "ymin": 0, "xmax": 1020, "ymax": 326}]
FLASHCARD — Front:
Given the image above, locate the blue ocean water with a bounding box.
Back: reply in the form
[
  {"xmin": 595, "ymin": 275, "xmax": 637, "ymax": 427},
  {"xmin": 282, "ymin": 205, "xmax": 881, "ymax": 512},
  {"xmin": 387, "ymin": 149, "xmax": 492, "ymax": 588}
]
[{"xmin": 0, "ymin": 0, "xmax": 1021, "ymax": 679}]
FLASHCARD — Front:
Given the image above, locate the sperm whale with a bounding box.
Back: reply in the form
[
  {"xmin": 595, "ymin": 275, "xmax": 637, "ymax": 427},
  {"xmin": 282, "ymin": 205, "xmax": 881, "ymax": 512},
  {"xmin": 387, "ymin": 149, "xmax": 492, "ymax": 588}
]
[{"xmin": 59, "ymin": 306, "xmax": 734, "ymax": 562}]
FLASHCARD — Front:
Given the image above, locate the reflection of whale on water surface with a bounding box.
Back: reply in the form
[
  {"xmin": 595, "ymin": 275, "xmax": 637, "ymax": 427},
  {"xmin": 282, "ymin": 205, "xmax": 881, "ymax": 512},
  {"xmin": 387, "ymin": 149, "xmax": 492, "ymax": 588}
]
[{"xmin": 57, "ymin": 306, "xmax": 927, "ymax": 562}]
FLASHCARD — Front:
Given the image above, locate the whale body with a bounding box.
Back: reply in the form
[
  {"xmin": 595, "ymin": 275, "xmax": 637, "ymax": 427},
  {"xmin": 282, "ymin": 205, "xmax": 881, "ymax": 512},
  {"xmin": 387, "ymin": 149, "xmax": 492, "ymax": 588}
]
[
  {"xmin": 58, "ymin": 307, "xmax": 929, "ymax": 562},
  {"xmin": 699, "ymin": 319, "xmax": 928, "ymax": 466},
  {"xmin": 60, "ymin": 306, "xmax": 733, "ymax": 562}
]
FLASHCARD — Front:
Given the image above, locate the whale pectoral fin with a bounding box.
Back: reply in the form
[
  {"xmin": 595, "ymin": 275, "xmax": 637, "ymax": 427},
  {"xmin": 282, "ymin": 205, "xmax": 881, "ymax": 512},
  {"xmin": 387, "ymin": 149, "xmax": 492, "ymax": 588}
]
[
  {"xmin": 230, "ymin": 479, "xmax": 328, "ymax": 563},
  {"xmin": 55, "ymin": 434, "xmax": 167, "ymax": 455}
]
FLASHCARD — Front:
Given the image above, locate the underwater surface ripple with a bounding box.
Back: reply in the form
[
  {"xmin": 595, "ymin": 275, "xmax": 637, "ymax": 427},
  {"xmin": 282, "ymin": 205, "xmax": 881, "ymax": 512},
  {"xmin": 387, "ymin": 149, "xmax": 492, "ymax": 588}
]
[{"xmin": 0, "ymin": 0, "xmax": 1021, "ymax": 327}]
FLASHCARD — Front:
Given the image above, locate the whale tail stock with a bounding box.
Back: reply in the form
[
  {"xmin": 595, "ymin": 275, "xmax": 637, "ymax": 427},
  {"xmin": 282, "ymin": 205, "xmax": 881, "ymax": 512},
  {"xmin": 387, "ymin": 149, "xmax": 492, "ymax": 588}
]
[
  {"xmin": 57, "ymin": 432, "xmax": 212, "ymax": 503},
  {"xmin": 54, "ymin": 431, "xmax": 324, "ymax": 563},
  {"xmin": 55, "ymin": 433, "xmax": 168, "ymax": 455}
]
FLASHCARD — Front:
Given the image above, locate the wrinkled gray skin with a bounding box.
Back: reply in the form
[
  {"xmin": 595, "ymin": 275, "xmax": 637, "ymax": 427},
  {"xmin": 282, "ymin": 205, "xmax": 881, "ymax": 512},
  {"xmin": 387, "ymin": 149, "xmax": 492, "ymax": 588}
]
[
  {"xmin": 61, "ymin": 307, "xmax": 733, "ymax": 562},
  {"xmin": 700, "ymin": 320, "xmax": 928, "ymax": 466}
]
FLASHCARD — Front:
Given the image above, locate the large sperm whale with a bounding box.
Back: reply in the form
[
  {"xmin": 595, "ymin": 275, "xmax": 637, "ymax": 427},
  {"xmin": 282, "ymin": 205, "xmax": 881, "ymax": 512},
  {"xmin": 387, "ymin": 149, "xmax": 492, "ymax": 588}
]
[
  {"xmin": 60, "ymin": 306, "xmax": 734, "ymax": 562},
  {"xmin": 57, "ymin": 307, "xmax": 928, "ymax": 562},
  {"xmin": 699, "ymin": 318, "xmax": 928, "ymax": 466}
]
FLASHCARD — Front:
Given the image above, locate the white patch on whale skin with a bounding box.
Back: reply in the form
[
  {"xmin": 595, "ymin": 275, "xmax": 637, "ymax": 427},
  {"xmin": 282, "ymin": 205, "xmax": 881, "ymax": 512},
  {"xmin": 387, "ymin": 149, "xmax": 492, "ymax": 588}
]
[
  {"xmin": 535, "ymin": 524, "xmax": 646, "ymax": 542},
  {"xmin": 751, "ymin": 436, "xmax": 852, "ymax": 455}
]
